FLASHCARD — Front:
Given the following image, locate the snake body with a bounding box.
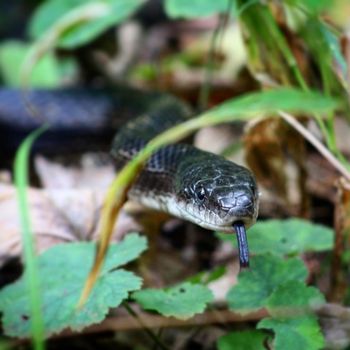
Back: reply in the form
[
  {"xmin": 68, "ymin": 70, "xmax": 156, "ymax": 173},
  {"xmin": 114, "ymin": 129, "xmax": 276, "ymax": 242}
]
[{"xmin": 0, "ymin": 87, "xmax": 259, "ymax": 266}]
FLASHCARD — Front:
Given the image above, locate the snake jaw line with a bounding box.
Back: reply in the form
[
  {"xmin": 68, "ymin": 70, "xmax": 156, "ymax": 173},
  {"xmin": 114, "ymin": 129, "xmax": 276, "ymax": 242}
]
[{"xmin": 233, "ymin": 221, "xmax": 250, "ymax": 269}]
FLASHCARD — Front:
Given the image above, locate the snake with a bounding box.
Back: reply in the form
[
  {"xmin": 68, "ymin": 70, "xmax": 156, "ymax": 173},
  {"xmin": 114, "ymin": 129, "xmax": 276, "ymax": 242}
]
[{"xmin": 0, "ymin": 86, "xmax": 259, "ymax": 267}]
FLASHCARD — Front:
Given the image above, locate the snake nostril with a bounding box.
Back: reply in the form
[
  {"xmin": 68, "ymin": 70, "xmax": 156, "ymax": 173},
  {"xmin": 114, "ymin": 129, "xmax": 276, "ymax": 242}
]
[
  {"xmin": 219, "ymin": 194, "xmax": 253, "ymax": 211},
  {"xmin": 236, "ymin": 194, "xmax": 253, "ymax": 208}
]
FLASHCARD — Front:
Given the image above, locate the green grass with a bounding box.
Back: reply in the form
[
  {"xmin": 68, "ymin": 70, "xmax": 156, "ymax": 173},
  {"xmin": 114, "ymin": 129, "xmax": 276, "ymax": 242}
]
[{"xmin": 14, "ymin": 125, "xmax": 48, "ymax": 350}]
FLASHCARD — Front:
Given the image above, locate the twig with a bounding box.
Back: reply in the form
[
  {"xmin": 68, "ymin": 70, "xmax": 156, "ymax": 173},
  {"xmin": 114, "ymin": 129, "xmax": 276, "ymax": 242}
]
[
  {"xmin": 123, "ymin": 302, "xmax": 170, "ymax": 350},
  {"xmin": 318, "ymin": 302, "xmax": 350, "ymax": 319},
  {"xmin": 51, "ymin": 303, "xmax": 350, "ymax": 338},
  {"xmin": 61, "ymin": 309, "xmax": 268, "ymax": 337},
  {"xmin": 278, "ymin": 111, "xmax": 350, "ymax": 181},
  {"xmin": 197, "ymin": 16, "xmax": 224, "ymax": 111},
  {"xmin": 12, "ymin": 303, "xmax": 350, "ymax": 347},
  {"xmin": 198, "ymin": 0, "xmax": 234, "ymax": 110},
  {"xmin": 11, "ymin": 308, "xmax": 268, "ymax": 347}
]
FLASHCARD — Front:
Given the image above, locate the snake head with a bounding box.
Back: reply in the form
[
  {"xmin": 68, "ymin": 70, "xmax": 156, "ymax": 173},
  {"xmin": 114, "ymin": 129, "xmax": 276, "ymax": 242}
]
[{"xmin": 175, "ymin": 154, "xmax": 259, "ymax": 232}]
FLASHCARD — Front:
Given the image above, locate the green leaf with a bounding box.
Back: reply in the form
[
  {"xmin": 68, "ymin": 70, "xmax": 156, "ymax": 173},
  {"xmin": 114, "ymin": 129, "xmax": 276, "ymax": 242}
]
[
  {"xmin": 0, "ymin": 41, "xmax": 62, "ymax": 87},
  {"xmin": 202, "ymin": 89, "xmax": 339, "ymax": 121},
  {"xmin": 0, "ymin": 233, "xmax": 147, "ymax": 338},
  {"xmin": 0, "ymin": 340, "xmax": 11, "ymax": 350},
  {"xmin": 217, "ymin": 330, "xmax": 267, "ymax": 350},
  {"xmin": 14, "ymin": 126, "xmax": 49, "ymax": 350},
  {"xmin": 165, "ymin": 0, "xmax": 234, "ymax": 18},
  {"xmin": 217, "ymin": 219, "xmax": 334, "ymax": 256},
  {"xmin": 132, "ymin": 282, "xmax": 214, "ymax": 319},
  {"xmin": 319, "ymin": 23, "xmax": 346, "ymax": 75},
  {"xmin": 187, "ymin": 265, "xmax": 227, "ymax": 285},
  {"xmin": 301, "ymin": 19, "xmax": 345, "ymax": 93},
  {"xmin": 284, "ymin": 0, "xmax": 331, "ymax": 14},
  {"xmin": 258, "ymin": 316, "xmax": 324, "ymax": 350},
  {"xmin": 28, "ymin": 0, "xmax": 144, "ymax": 49},
  {"xmin": 266, "ymin": 281, "xmax": 325, "ymax": 317},
  {"xmin": 227, "ymin": 255, "xmax": 307, "ymax": 313}
]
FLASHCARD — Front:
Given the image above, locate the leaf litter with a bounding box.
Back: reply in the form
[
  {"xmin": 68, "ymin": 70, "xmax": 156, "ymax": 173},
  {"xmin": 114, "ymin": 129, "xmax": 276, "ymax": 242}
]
[{"xmin": 0, "ymin": 154, "xmax": 144, "ymax": 266}]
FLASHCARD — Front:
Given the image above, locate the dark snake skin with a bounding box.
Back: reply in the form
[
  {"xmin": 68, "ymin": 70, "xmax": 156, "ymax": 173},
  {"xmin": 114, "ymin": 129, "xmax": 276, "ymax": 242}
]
[
  {"xmin": 0, "ymin": 87, "xmax": 163, "ymax": 154},
  {"xmin": 0, "ymin": 86, "xmax": 259, "ymax": 267}
]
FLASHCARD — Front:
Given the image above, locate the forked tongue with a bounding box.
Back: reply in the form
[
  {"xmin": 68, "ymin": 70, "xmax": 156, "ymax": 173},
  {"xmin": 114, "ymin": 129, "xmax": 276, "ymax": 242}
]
[{"xmin": 233, "ymin": 221, "xmax": 249, "ymax": 268}]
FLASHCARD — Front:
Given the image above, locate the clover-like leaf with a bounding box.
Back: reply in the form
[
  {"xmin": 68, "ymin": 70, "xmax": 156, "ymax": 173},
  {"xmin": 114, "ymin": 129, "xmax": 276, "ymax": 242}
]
[
  {"xmin": 227, "ymin": 255, "xmax": 307, "ymax": 313},
  {"xmin": 0, "ymin": 233, "xmax": 147, "ymax": 338},
  {"xmin": 217, "ymin": 330, "xmax": 268, "ymax": 350},
  {"xmin": 132, "ymin": 282, "xmax": 213, "ymax": 319},
  {"xmin": 266, "ymin": 281, "xmax": 325, "ymax": 317},
  {"xmin": 218, "ymin": 219, "xmax": 333, "ymax": 256},
  {"xmin": 258, "ymin": 316, "xmax": 324, "ymax": 350}
]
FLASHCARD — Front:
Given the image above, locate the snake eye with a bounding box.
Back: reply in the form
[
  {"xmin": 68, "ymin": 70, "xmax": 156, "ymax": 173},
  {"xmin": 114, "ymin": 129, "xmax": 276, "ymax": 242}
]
[
  {"xmin": 249, "ymin": 183, "xmax": 256, "ymax": 196},
  {"xmin": 196, "ymin": 186, "xmax": 206, "ymax": 201}
]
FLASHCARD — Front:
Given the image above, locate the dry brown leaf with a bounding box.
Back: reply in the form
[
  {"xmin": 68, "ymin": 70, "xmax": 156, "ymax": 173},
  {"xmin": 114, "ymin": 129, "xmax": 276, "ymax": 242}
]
[
  {"xmin": 0, "ymin": 183, "xmax": 142, "ymax": 267},
  {"xmin": 35, "ymin": 154, "xmax": 115, "ymax": 189},
  {"xmin": 208, "ymin": 263, "xmax": 238, "ymax": 303},
  {"xmin": 329, "ymin": 177, "xmax": 350, "ymax": 302},
  {"xmin": 244, "ymin": 118, "xmax": 309, "ymax": 217}
]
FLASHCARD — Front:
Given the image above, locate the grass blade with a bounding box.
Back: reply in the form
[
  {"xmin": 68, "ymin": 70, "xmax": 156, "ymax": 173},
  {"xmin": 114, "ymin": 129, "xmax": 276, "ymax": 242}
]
[{"xmin": 14, "ymin": 125, "xmax": 48, "ymax": 350}]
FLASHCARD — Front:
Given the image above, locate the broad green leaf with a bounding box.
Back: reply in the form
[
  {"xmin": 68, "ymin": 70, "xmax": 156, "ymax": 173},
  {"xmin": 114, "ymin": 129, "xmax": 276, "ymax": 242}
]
[
  {"xmin": 165, "ymin": 0, "xmax": 234, "ymax": 18},
  {"xmin": 132, "ymin": 282, "xmax": 213, "ymax": 319},
  {"xmin": 227, "ymin": 255, "xmax": 307, "ymax": 313},
  {"xmin": 218, "ymin": 219, "xmax": 334, "ymax": 256},
  {"xmin": 29, "ymin": 0, "xmax": 144, "ymax": 49},
  {"xmin": 266, "ymin": 281, "xmax": 325, "ymax": 317},
  {"xmin": 217, "ymin": 330, "xmax": 267, "ymax": 350},
  {"xmin": 0, "ymin": 41, "xmax": 62, "ymax": 87},
  {"xmin": 258, "ymin": 316, "xmax": 324, "ymax": 350},
  {"xmin": 0, "ymin": 233, "xmax": 147, "ymax": 338}
]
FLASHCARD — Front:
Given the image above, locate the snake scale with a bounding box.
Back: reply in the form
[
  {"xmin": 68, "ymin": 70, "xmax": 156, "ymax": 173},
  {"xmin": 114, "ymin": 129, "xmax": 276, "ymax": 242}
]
[{"xmin": 0, "ymin": 86, "xmax": 259, "ymax": 267}]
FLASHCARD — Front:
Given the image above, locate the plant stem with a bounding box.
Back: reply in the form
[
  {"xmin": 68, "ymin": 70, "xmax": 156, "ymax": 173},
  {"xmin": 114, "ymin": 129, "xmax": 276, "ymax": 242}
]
[
  {"xmin": 279, "ymin": 111, "xmax": 350, "ymax": 181},
  {"xmin": 123, "ymin": 302, "xmax": 170, "ymax": 350},
  {"xmin": 198, "ymin": 16, "xmax": 224, "ymax": 111}
]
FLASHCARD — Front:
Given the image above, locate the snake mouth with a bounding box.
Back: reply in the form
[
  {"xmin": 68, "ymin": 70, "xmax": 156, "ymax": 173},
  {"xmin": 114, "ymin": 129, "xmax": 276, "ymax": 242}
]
[{"xmin": 233, "ymin": 221, "xmax": 249, "ymax": 269}]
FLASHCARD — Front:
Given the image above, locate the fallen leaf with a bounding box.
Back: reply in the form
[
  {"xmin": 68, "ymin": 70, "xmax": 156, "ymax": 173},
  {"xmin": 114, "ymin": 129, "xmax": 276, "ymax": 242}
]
[{"xmin": 0, "ymin": 183, "xmax": 142, "ymax": 266}]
